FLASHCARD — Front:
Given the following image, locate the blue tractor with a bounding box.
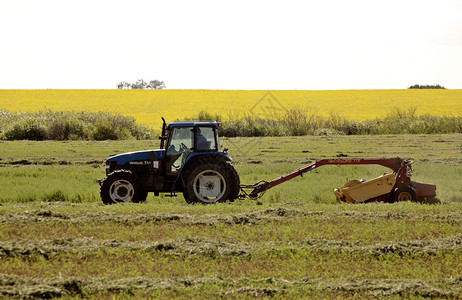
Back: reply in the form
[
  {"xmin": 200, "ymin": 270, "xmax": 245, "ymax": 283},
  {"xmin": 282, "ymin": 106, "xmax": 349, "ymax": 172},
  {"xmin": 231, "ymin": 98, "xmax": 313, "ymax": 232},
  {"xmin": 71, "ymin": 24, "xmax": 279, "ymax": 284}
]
[{"xmin": 99, "ymin": 118, "xmax": 240, "ymax": 204}]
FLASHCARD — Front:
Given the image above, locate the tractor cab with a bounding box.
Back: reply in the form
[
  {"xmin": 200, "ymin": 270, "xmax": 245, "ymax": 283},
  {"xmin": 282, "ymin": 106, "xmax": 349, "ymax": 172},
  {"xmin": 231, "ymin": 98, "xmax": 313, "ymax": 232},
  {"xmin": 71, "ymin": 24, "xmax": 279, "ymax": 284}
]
[{"xmin": 162, "ymin": 121, "xmax": 221, "ymax": 175}]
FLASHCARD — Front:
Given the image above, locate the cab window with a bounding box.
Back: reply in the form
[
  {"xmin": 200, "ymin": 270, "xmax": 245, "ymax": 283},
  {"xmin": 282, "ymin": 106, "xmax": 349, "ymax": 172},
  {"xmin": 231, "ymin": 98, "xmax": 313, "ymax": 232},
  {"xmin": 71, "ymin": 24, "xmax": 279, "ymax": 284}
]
[
  {"xmin": 166, "ymin": 127, "xmax": 193, "ymax": 174},
  {"xmin": 167, "ymin": 127, "xmax": 193, "ymax": 155},
  {"xmin": 196, "ymin": 127, "xmax": 217, "ymax": 151}
]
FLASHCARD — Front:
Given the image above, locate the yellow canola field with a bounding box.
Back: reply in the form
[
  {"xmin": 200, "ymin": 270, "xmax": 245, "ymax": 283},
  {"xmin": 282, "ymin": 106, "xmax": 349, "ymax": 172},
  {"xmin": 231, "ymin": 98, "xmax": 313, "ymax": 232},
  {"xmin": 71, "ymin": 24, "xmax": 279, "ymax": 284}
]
[{"xmin": 0, "ymin": 89, "xmax": 461, "ymax": 128}]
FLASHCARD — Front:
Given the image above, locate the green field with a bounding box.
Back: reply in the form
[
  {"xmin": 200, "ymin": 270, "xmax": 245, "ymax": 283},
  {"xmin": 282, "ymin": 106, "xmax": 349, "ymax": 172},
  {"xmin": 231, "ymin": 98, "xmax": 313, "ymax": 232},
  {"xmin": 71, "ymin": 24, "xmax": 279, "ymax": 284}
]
[{"xmin": 1, "ymin": 135, "xmax": 462, "ymax": 298}]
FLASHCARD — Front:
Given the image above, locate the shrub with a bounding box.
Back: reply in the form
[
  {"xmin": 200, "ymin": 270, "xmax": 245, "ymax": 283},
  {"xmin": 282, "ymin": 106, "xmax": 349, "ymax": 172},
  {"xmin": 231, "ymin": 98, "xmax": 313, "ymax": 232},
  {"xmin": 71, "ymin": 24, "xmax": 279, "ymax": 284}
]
[
  {"xmin": 48, "ymin": 117, "xmax": 84, "ymax": 140},
  {"xmin": 88, "ymin": 121, "xmax": 118, "ymax": 140},
  {"xmin": 197, "ymin": 111, "xmax": 222, "ymax": 122},
  {"xmin": 0, "ymin": 110, "xmax": 155, "ymax": 141},
  {"xmin": 189, "ymin": 110, "xmax": 462, "ymax": 137},
  {"xmin": 4, "ymin": 119, "xmax": 47, "ymax": 140},
  {"xmin": 2, "ymin": 109, "xmax": 461, "ymax": 140}
]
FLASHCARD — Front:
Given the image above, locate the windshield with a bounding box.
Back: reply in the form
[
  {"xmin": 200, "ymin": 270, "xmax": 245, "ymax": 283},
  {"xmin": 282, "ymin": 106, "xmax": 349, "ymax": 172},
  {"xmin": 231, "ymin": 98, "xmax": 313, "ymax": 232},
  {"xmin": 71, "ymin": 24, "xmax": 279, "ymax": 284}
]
[
  {"xmin": 166, "ymin": 127, "xmax": 193, "ymax": 175},
  {"xmin": 167, "ymin": 127, "xmax": 193, "ymax": 155}
]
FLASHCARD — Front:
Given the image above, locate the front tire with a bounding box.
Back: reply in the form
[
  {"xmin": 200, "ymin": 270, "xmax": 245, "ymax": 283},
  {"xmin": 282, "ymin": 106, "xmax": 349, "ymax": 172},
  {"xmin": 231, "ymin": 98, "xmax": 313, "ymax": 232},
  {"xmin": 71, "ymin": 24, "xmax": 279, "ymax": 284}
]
[
  {"xmin": 183, "ymin": 160, "xmax": 240, "ymax": 204},
  {"xmin": 100, "ymin": 170, "xmax": 147, "ymax": 204}
]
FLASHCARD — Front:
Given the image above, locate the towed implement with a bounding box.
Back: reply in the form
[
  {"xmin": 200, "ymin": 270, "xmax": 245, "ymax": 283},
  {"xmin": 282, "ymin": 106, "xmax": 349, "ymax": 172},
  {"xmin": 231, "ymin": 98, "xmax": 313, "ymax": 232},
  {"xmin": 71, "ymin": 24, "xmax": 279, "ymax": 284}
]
[
  {"xmin": 241, "ymin": 157, "xmax": 436, "ymax": 203},
  {"xmin": 99, "ymin": 119, "xmax": 436, "ymax": 204}
]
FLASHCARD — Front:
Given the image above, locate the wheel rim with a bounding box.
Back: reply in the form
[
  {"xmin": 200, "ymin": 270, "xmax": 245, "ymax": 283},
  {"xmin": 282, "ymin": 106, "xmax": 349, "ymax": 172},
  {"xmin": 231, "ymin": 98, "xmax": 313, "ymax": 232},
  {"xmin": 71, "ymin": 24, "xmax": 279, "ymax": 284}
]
[
  {"xmin": 397, "ymin": 191, "xmax": 412, "ymax": 201},
  {"xmin": 109, "ymin": 179, "xmax": 134, "ymax": 203},
  {"xmin": 192, "ymin": 170, "xmax": 226, "ymax": 203}
]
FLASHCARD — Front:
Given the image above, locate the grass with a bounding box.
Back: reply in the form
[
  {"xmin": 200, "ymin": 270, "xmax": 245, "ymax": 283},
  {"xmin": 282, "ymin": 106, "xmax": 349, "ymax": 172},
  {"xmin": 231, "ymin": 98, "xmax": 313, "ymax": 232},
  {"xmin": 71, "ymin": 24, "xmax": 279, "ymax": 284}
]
[
  {"xmin": 2, "ymin": 205, "xmax": 461, "ymax": 242},
  {"xmin": 1, "ymin": 202, "xmax": 461, "ymax": 298},
  {"xmin": 1, "ymin": 134, "xmax": 461, "ymax": 203},
  {"xmin": 0, "ymin": 135, "xmax": 461, "ymax": 298}
]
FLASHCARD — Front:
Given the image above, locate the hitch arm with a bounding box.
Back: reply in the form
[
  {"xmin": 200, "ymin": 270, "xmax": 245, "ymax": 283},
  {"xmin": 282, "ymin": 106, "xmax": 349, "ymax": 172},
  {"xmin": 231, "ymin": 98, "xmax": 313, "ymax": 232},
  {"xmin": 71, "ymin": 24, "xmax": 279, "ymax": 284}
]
[
  {"xmin": 246, "ymin": 161, "xmax": 318, "ymax": 198},
  {"xmin": 243, "ymin": 157, "xmax": 406, "ymax": 199}
]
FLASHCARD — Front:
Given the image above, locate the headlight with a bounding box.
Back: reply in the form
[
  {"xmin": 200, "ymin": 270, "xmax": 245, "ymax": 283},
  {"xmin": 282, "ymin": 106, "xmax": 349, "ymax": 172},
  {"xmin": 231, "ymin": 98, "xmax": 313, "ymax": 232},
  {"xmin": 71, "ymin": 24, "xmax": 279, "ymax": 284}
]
[{"xmin": 105, "ymin": 161, "xmax": 116, "ymax": 174}]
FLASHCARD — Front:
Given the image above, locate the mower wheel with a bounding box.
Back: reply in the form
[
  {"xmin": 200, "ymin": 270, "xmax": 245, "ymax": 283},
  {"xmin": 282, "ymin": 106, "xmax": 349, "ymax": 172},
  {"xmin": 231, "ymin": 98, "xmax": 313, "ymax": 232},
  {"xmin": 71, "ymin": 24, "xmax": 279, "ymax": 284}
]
[
  {"xmin": 393, "ymin": 186, "xmax": 418, "ymax": 202},
  {"xmin": 100, "ymin": 170, "xmax": 147, "ymax": 204},
  {"xmin": 183, "ymin": 160, "xmax": 240, "ymax": 204}
]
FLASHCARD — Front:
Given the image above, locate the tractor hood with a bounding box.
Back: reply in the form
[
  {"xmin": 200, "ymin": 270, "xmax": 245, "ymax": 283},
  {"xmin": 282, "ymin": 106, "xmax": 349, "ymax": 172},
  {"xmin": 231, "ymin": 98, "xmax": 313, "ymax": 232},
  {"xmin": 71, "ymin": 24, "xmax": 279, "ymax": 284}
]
[{"xmin": 106, "ymin": 150, "xmax": 164, "ymax": 165}]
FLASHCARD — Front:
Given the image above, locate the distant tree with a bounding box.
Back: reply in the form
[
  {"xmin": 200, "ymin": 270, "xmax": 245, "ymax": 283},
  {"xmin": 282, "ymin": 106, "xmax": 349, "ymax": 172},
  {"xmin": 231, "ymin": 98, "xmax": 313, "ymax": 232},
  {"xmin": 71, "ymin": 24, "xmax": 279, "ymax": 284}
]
[
  {"xmin": 408, "ymin": 84, "xmax": 446, "ymax": 89},
  {"xmin": 116, "ymin": 79, "xmax": 166, "ymax": 89},
  {"xmin": 116, "ymin": 81, "xmax": 131, "ymax": 89},
  {"xmin": 131, "ymin": 79, "xmax": 148, "ymax": 89},
  {"xmin": 147, "ymin": 80, "xmax": 166, "ymax": 89}
]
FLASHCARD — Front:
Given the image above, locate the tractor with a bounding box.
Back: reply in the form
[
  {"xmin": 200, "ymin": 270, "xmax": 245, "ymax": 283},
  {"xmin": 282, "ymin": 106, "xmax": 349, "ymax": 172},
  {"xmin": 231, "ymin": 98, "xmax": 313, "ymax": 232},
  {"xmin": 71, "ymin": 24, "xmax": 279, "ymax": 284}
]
[
  {"xmin": 99, "ymin": 118, "xmax": 240, "ymax": 204},
  {"xmin": 99, "ymin": 119, "xmax": 436, "ymax": 204}
]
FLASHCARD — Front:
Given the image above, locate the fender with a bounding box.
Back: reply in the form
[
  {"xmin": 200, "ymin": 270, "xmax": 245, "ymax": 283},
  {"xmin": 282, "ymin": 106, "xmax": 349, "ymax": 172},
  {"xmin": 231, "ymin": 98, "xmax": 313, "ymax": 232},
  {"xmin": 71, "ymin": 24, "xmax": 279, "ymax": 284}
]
[{"xmin": 178, "ymin": 152, "xmax": 232, "ymax": 179}]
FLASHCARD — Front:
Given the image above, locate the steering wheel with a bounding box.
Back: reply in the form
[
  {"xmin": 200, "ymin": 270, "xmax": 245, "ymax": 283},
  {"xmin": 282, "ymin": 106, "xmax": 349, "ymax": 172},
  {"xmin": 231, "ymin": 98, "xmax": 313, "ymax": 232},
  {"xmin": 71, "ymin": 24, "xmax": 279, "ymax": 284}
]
[{"xmin": 180, "ymin": 142, "xmax": 188, "ymax": 152}]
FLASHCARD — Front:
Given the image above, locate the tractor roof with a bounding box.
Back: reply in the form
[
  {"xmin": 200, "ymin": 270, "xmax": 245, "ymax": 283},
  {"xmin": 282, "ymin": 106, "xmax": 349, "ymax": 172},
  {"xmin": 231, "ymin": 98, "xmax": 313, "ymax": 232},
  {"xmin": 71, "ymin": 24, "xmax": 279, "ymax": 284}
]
[{"xmin": 167, "ymin": 121, "xmax": 219, "ymax": 128}]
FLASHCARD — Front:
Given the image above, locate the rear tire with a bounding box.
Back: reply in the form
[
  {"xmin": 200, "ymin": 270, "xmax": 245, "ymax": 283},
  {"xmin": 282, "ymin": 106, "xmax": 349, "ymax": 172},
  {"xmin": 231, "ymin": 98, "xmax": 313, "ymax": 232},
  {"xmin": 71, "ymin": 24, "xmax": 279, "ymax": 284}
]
[
  {"xmin": 182, "ymin": 160, "xmax": 240, "ymax": 204},
  {"xmin": 100, "ymin": 170, "xmax": 147, "ymax": 204},
  {"xmin": 393, "ymin": 186, "xmax": 418, "ymax": 202},
  {"xmin": 227, "ymin": 164, "xmax": 240, "ymax": 202}
]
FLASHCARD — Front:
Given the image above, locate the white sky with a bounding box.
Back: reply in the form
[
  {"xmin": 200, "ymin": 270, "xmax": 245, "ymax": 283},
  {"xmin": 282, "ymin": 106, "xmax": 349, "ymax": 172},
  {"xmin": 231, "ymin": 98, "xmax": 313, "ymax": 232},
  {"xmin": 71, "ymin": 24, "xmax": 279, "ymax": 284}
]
[{"xmin": 1, "ymin": 0, "xmax": 461, "ymax": 90}]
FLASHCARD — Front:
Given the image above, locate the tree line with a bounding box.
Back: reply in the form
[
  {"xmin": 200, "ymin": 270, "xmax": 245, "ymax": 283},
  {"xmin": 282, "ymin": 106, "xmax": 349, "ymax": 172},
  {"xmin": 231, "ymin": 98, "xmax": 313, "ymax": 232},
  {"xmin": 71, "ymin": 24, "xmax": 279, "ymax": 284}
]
[
  {"xmin": 408, "ymin": 84, "xmax": 446, "ymax": 89},
  {"xmin": 117, "ymin": 79, "xmax": 166, "ymax": 89}
]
